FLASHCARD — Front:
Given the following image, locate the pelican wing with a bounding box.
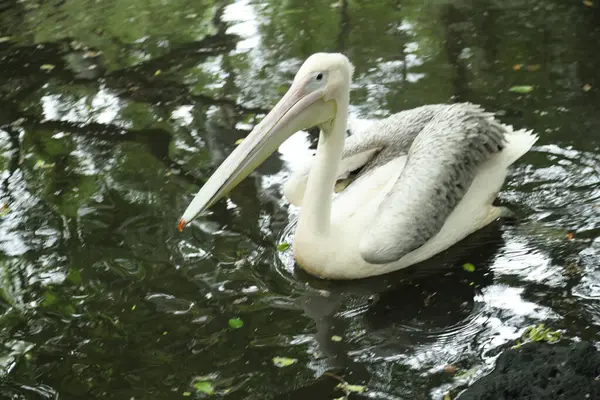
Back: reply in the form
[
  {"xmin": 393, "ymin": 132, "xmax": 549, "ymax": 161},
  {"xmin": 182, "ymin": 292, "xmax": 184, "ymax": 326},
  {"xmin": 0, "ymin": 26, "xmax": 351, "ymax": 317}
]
[
  {"xmin": 359, "ymin": 103, "xmax": 507, "ymax": 264},
  {"xmin": 284, "ymin": 108, "xmax": 444, "ymax": 206}
]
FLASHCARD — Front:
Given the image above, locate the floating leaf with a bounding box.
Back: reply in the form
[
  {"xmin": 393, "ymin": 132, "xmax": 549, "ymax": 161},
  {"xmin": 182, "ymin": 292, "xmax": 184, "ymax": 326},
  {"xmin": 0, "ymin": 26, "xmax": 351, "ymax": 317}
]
[
  {"xmin": 84, "ymin": 50, "xmax": 102, "ymax": 58},
  {"xmin": 455, "ymin": 367, "xmax": 478, "ymax": 379},
  {"xmin": 346, "ymin": 384, "xmax": 366, "ymax": 393},
  {"xmin": 40, "ymin": 64, "xmax": 55, "ymax": 71},
  {"xmin": 331, "ymin": 335, "xmax": 342, "ymax": 342},
  {"xmin": 527, "ymin": 64, "xmax": 541, "ymax": 72},
  {"xmin": 509, "ymin": 85, "xmax": 534, "ymax": 93},
  {"xmin": 34, "ymin": 159, "xmax": 55, "ymax": 170},
  {"xmin": 564, "ymin": 261, "xmax": 583, "ymax": 277},
  {"xmin": 336, "ymin": 382, "xmax": 366, "ymax": 393},
  {"xmin": 66, "ymin": 268, "xmax": 81, "ymax": 284},
  {"xmin": 234, "ymin": 138, "xmax": 244, "ymax": 145},
  {"xmin": 584, "ymin": 0, "xmax": 594, "ymax": 6},
  {"xmin": 462, "ymin": 263, "xmax": 475, "ymax": 272},
  {"xmin": 443, "ymin": 365, "xmax": 457, "ymax": 374},
  {"xmin": 154, "ymin": 69, "xmax": 161, "ymax": 76},
  {"xmin": 516, "ymin": 323, "xmax": 561, "ymax": 347},
  {"xmin": 512, "ymin": 64, "xmax": 522, "ymax": 71},
  {"xmin": 0, "ymin": 36, "xmax": 12, "ymax": 43},
  {"xmin": 277, "ymin": 243, "xmax": 290, "ymax": 252},
  {"xmin": 272, "ymin": 356, "xmax": 297, "ymax": 367},
  {"xmin": 183, "ymin": 392, "xmax": 192, "ymax": 397},
  {"xmin": 563, "ymin": 230, "xmax": 577, "ymax": 242},
  {"xmin": 583, "ymin": 84, "xmax": 592, "ymax": 92},
  {"xmin": 228, "ymin": 317, "xmax": 244, "ymax": 329},
  {"xmin": 194, "ymin": 381, "xmax": 214, "ymax": 395}
]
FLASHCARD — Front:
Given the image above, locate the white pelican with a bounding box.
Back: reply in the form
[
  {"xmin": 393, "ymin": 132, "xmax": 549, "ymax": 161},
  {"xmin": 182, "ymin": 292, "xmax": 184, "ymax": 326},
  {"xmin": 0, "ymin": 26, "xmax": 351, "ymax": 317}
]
[{"xmin": 178, "ymin": 53, "xmax": 538, "ymax": 280}]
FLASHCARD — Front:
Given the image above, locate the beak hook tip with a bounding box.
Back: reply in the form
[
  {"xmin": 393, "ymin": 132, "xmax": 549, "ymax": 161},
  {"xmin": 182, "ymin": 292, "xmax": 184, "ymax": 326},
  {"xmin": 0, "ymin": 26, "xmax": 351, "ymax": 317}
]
[{"xmin": 178, "ymin": 219, "xmax": 186, "ymax": 232}]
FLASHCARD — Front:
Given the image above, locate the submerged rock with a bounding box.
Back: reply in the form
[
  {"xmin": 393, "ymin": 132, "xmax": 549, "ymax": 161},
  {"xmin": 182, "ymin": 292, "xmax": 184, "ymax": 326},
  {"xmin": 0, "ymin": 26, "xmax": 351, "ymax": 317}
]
[{"xmin": 460, "ymin": 341, "xmax": 600, "ymax": 399}]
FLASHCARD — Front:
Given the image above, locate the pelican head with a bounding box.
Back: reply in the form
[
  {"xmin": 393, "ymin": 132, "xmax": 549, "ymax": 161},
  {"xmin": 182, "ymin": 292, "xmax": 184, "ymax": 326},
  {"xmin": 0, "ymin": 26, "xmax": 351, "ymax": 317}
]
[{"xmin": 178, "ymin": 53, "xmax": 354, "ymax": 230}]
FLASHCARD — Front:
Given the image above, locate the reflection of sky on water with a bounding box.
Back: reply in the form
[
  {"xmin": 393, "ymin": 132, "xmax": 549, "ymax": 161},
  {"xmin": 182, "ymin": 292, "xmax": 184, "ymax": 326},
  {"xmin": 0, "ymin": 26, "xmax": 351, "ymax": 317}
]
[
  {"xmin": 41, "ymin": 87, "xmax": 123, "ymax": 126},
  {"xmin": 223, "ymin": 0, "xmax": 260, "ymax": 52}
]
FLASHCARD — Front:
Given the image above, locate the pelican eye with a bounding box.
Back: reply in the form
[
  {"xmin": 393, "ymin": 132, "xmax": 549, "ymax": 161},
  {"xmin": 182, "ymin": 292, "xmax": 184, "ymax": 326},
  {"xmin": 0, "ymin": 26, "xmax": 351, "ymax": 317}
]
[{"xmin": 316, "ymin": 73, "xmax": 323, "ymax": 81}]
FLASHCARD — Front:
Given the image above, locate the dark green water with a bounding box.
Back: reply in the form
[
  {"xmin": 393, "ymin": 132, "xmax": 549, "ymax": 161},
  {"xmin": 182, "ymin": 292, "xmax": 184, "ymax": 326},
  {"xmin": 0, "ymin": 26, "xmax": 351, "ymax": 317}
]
[{"xmin": 1, "ymin": 0, "xmax": 600, "ymax": 399}]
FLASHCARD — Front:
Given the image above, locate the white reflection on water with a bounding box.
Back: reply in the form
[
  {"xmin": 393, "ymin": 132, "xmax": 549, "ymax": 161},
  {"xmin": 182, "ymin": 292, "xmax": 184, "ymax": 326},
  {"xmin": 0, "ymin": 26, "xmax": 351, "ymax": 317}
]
[
  {"xmin": 223, "ymin": 0, "xmax": 260, "ymax": 52},
  {"xmin": 41, "ymin": 86, "xmax": 122, "ymax": 126}
]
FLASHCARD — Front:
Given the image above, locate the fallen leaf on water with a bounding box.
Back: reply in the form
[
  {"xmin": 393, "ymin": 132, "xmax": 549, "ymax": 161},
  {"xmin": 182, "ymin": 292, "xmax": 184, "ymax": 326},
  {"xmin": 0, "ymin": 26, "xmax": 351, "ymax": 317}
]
[
  {"xmin": 34, "ymin": 160, "xmax": 55, "ymax": 170},
  {"xmin": 512, "ymin": 64, "xmax": 522, "ymax": 71},
  {"xmin": 567, "ymin": 232, "xmax": 574, "ymax": 240},
  {"xmin": 272, "ymin": 356, "xmax": 297, "ymax": 367},
  {"xmin": 527, "ymin": 64, "xmax": 541, "ymax": 72},
  {"xmin": 583, "ymin": 84, "xmax": 592, "ymax": 92},
  {"xmin": 331, "ymin": 335, "xmax": 342, "ymax": 342},
  {"xmin": 193, "ymin": 381, "xmax": 214, "ymax": 395},
  {"xmin": 234, "ymin": 138, "xmax": 244, "ymax": 145},
  {"xmin": 228, "ymin": 317, "xmax": 244, "ymax": 329},
  {"xmin": 584, "ymin": 0, "xmax": 594, "ymax": 6},
  {"xmin": 564, "ymin": 261, "xmax": 583, "ymax": 277},
  {"xmin": 346, "ymin": 384, "xmax": 366, "ymax": 393},
  {"xmin": 40, "ymin": 64, "xmax": 55, "ymax": 71},
  {"xmin": 463, "ymin": 263, "xmax": 476, "ymax": 272},
  {"xmin": 0, "ymin": 36, "xmax": 12, "ymax": 43},
  {"xmin": 183, "ymin": 392, "xmax": 192, "ymax": 397},
  {"xmin": 443, "ymin": 365, "xmax": 458, "ymax": 374},
  {"xmin": 509, "ymin": 85, "xmax": 534, "ymax": 93},
  {"xmin": 84, "ymin": 50, "xmax": 102, "ymax": 58},
  {"xmin": 336, "ymin": 382, "xmax": 366, "ymax": 393},
  {"xmin": 154, "ymin": 69, "xmax": 161, "ymax": 76},
  {"xmin": 277, "ymin": 242, "xmax": 290, "ymax": 252}
]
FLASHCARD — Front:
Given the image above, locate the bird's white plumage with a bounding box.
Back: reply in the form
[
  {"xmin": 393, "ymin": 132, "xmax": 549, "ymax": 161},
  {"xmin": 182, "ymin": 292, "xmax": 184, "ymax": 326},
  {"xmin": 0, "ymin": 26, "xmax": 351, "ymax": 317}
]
[
  {"xmin": 179, "ymin": 52, "xmax": 538, "ymax": 280},
  {"xmin": 283, "ymin": 147, "xmax": 380, "ymax": 206},
  {"xmin": 288, "ymin": 124, "xmax": 537, "ymax": 279}
]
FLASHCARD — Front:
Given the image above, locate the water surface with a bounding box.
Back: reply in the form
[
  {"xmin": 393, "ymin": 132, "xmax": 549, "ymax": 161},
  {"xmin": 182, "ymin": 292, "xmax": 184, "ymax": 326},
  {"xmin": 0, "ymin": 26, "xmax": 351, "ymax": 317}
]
[{"xmin": 1, "ymin": 0, "xmax": 600, "ymax": 399}]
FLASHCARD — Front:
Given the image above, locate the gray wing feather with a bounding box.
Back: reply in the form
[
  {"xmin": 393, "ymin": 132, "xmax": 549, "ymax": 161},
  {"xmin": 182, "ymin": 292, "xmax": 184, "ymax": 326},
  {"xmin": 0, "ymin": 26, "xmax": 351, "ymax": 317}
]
[
  {"xmin": 343, "ymin": 105, "xmax": 441, "ymax": 169},
  {"xmin": 359, "ymin": 103, "xmax": 506, "ymax": 264}
]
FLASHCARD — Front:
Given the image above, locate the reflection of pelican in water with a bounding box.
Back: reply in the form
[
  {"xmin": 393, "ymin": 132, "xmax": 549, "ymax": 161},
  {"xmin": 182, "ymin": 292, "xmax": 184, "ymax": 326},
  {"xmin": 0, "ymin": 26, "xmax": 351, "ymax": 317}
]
[{"xmin": 179, "ymin": 53, "xmax": 537, "ymax": 280}]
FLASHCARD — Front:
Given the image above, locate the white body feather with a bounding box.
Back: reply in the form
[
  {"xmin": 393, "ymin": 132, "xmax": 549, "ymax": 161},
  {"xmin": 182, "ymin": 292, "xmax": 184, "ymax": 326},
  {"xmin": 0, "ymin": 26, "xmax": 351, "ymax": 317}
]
[{"xmin": 289, "ymin": 126, "xmax": 537, "ymax": 279}]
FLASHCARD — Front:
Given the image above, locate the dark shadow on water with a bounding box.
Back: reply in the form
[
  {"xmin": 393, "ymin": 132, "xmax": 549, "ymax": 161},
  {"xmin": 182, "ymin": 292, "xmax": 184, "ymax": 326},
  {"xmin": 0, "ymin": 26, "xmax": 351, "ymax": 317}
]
[{"xmin": 275, "ymin": 221, "xmax": 505, "ymax": 399}]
